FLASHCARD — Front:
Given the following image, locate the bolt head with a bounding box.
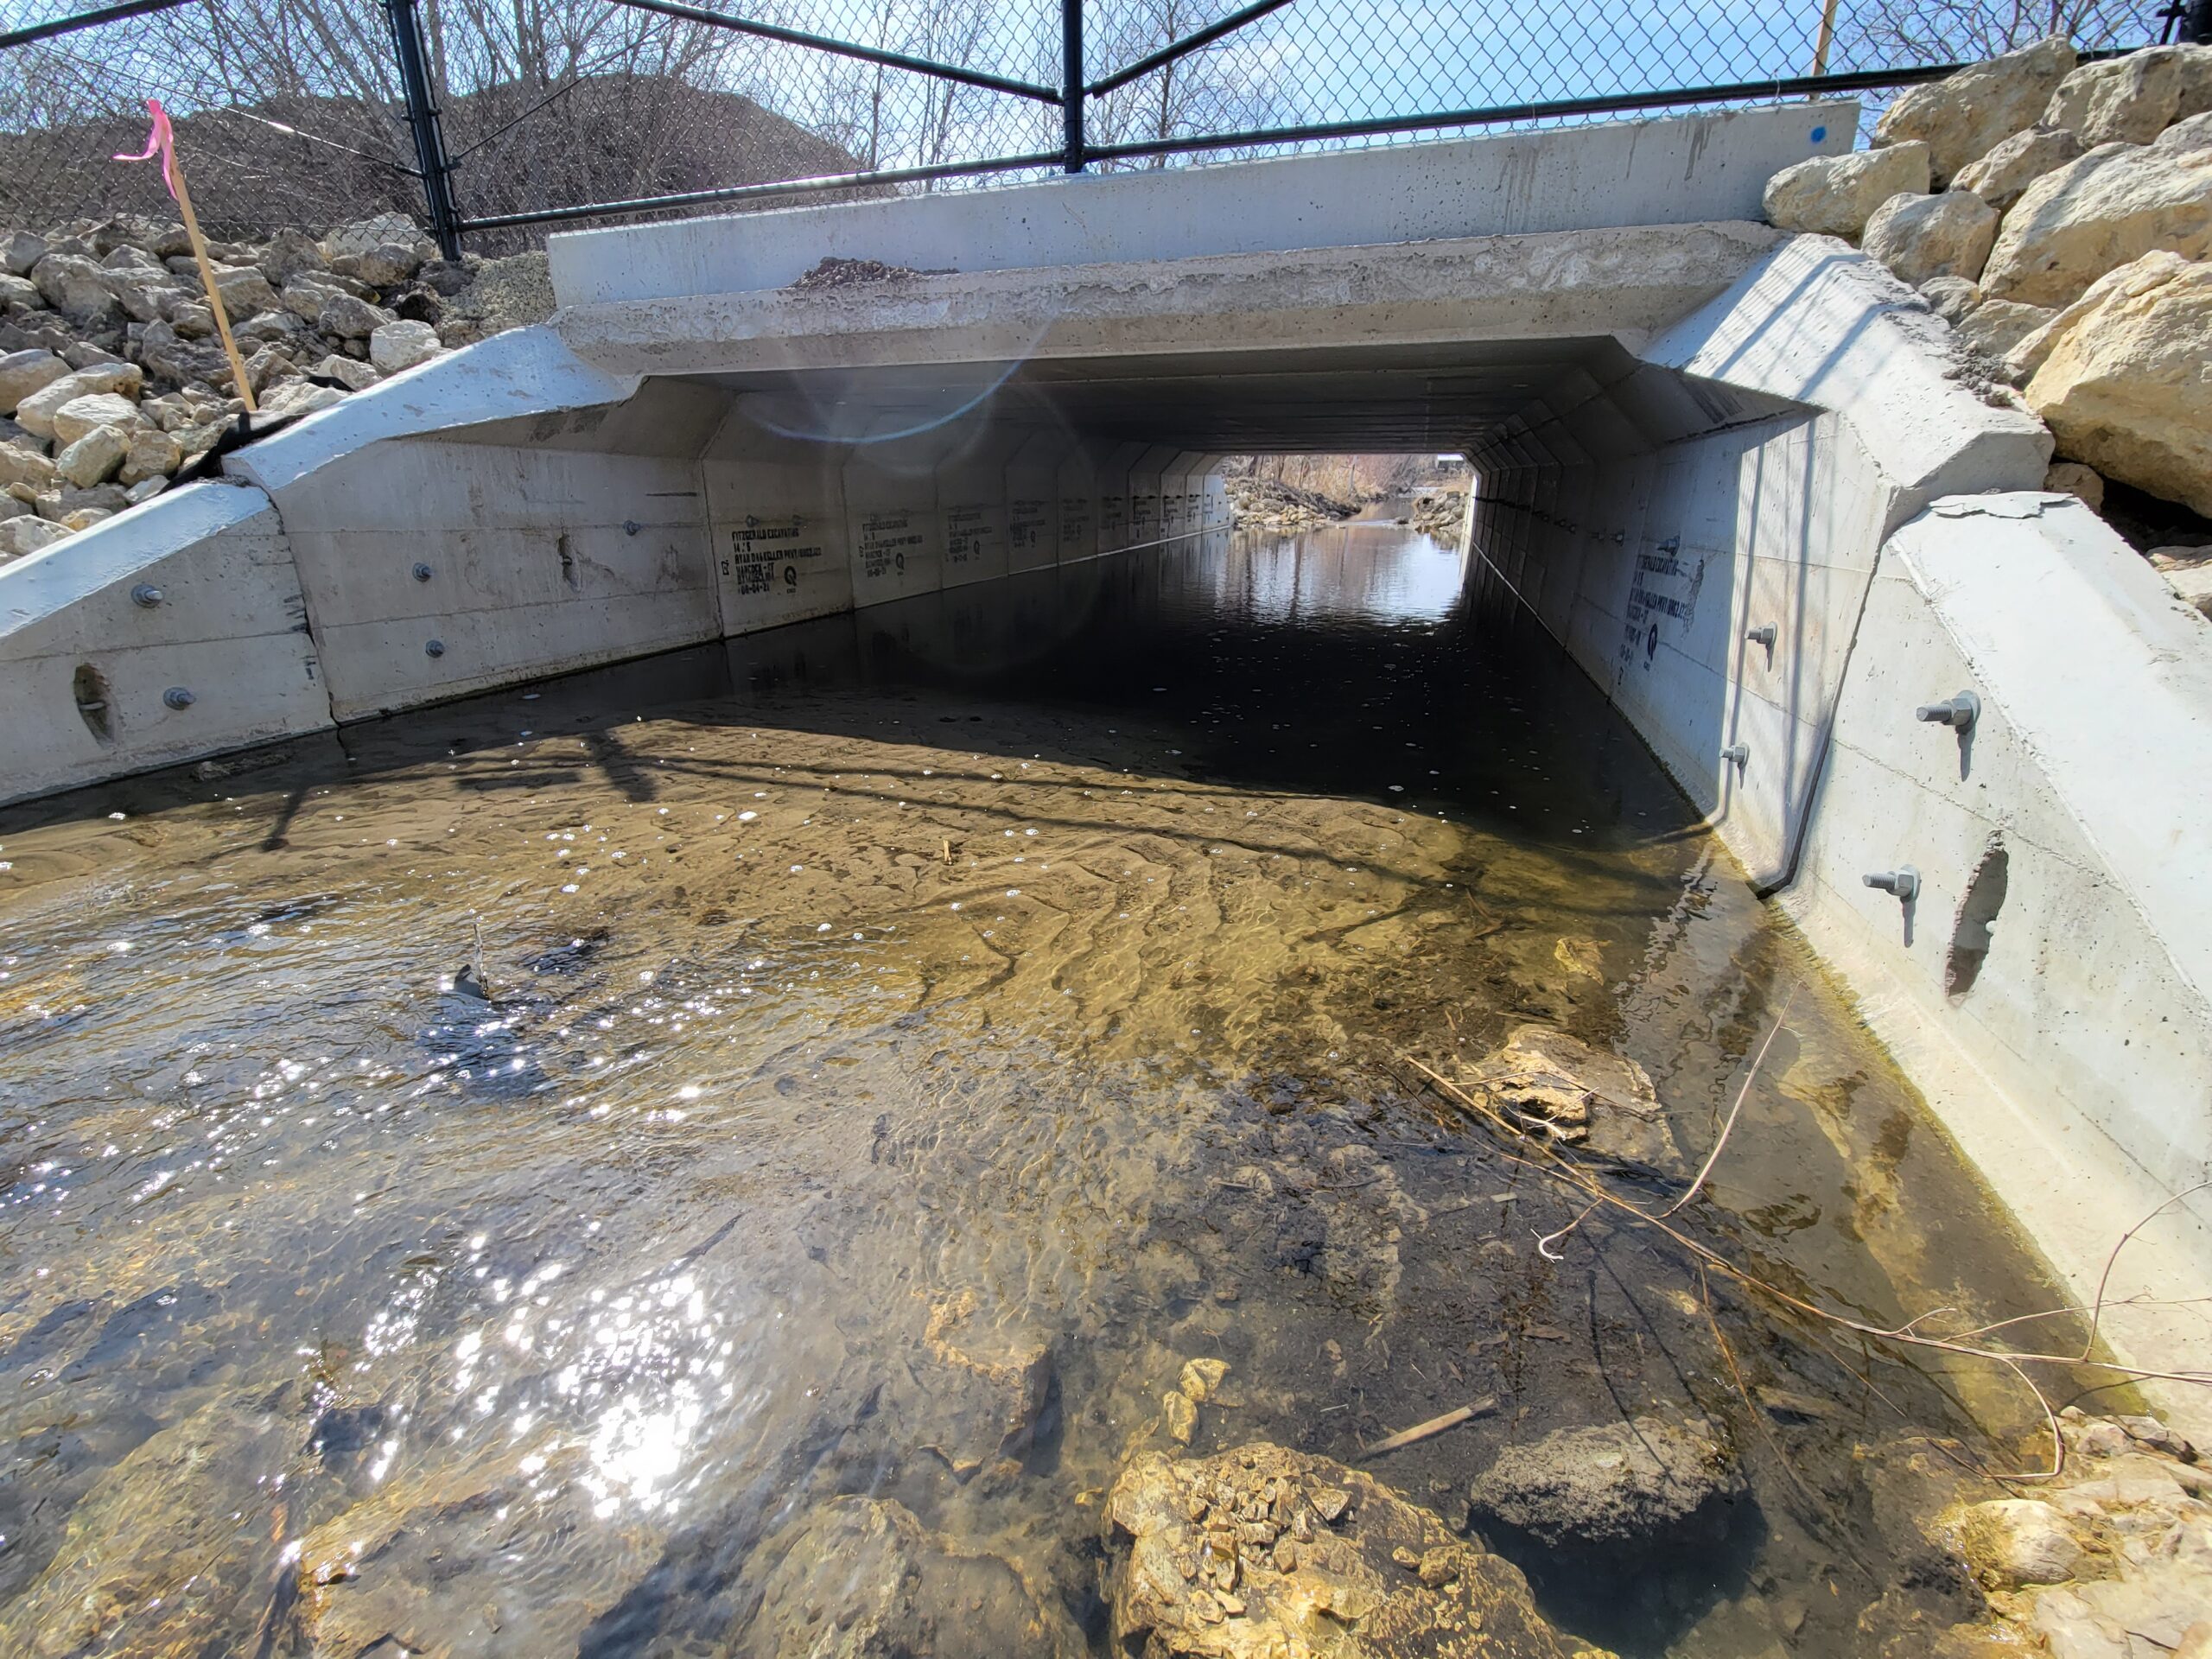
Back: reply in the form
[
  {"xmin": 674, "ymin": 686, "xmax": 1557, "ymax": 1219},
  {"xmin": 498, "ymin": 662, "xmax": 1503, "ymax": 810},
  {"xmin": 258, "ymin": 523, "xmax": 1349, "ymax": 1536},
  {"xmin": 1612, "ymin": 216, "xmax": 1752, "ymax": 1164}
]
[
  {"xmin": 130, "ymin": 583, "xmax": 163, "ymax": 607},
  {"xmin": 425, "ymin": 639, "xmax": 445, "ymax": 658},
  {"xmin": 162, "ymin": 686, "xmax": 195, "ymax": 709}
]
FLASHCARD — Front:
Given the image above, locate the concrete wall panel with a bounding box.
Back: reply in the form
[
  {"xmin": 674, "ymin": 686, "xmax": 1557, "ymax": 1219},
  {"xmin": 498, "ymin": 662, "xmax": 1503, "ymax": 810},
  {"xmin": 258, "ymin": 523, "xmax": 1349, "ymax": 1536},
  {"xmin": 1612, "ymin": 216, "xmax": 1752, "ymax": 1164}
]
[
  {"xmin": 0, "ymin": 484, "xmax": 329, "ymax": 804},
  {"xmin": 844, "ymin": 431, "xmax": 947, "ymax": 606},
  {"xmin": 273, "ymin": 438, "xmax": 716, "ymax": 719},
  {"xmin": 699, "ymin": 432, "xmax": 855, "ymax": 634},
  {"xmin": 1005, "ymin": 433, "xmax": 1067, "ymax": 573}
]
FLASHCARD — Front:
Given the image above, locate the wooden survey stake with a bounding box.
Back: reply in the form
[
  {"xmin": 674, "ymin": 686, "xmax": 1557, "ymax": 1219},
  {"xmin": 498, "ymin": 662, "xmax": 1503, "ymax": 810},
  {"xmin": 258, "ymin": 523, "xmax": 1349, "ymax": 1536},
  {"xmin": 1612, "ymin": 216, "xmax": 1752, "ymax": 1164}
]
[{"xmin": 114, "ymin": 99, "xmax": 257, "ymax": 414}]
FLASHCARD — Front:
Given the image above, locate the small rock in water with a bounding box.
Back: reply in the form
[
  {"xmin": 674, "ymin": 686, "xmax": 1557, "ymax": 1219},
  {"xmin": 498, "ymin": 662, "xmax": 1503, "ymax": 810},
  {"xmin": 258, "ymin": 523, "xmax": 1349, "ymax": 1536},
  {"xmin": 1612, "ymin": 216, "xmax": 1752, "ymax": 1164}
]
[
  {"xmin": 1179, "ymin": 1356, "xmax": 1230, "ymax": 1402},
  {"xmin": 1164, "ymin": 1389, "xmax": 1197, "ymax": 1445}
]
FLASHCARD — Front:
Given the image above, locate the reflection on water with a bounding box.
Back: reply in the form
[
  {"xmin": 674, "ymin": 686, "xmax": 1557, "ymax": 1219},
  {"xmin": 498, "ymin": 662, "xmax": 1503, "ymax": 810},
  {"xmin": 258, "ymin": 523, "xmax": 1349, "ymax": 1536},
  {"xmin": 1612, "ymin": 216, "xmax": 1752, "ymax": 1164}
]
[{"xmin": 0, "ymin": 520, "xmax": 2069, "ymax": 1657}]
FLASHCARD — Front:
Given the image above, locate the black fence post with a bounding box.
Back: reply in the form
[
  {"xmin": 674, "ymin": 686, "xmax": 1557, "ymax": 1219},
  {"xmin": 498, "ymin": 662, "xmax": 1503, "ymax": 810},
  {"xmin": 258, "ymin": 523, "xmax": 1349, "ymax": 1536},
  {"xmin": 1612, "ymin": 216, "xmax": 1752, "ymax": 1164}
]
[
  {"xmin": 1061, "ymin": 0, "xmax": 1085, "ymax": 173},
  {"xmin": 385, "ymin": 0, "xmax": 462, "ymax": 259}
]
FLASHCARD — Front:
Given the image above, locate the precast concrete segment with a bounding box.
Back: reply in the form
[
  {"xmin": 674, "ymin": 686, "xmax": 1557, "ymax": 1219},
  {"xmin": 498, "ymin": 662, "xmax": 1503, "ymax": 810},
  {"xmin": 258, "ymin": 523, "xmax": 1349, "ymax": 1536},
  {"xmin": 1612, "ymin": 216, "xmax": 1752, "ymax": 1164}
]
[
  {"xmin": 938, "ymin": 424, "xmax": 1023, "ymax": 591},
  {"xmin": 1005, "ymin": 432, "xmax": 1071, "ymax": 573},
  {"xmin": 267, "ymin": 432, "xmax": 719, "ymax": 722},
  {"xmin": 0, "ymin": 481, "xmax": 331, "ymax": 805},
  {"xmin": 698, "ymin": 415, "xmax": 857, "ymax": 633},
  {"xmin": 842, "ymin": 422, "xmax": 950, "ymax": 607},
  {"xmin": 1643, "ymin": 236, "xmax": 2052, "ymax": 532},
  {"xmin": 1781, "ymin": 493, "xmax": 2212, "ymax": 1432},
  {"xmin": 546, "ymin": 105, "xmax": 1855, "ymax": 306},
  {"xmin": 552, "ymin": 223, "xmax": 1788, "ymax": 391}
]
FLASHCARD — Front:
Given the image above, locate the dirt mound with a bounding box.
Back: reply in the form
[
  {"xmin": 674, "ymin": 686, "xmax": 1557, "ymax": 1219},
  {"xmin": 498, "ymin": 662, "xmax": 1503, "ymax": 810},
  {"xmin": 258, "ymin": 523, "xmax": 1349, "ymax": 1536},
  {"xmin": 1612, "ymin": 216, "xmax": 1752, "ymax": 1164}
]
[{"xmin": 0, "ymin": 75, "xmax": 864, "ymax": 248}]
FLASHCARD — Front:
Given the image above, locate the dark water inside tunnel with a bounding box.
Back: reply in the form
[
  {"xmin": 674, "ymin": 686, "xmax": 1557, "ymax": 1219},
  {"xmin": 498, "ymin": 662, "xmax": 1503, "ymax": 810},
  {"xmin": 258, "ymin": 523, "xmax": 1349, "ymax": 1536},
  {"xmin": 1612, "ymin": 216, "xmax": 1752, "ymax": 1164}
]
[{"xmin": 0, "ymin": 518, "xmax": 2088, "ymax": 1656}]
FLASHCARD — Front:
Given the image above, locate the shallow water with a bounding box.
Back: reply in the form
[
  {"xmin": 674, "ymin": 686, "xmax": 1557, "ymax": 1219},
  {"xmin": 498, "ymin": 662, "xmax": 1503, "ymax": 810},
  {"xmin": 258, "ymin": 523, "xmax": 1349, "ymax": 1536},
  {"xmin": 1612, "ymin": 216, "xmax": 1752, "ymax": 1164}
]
[{"xmin": 0, "ymin": 521, "xmax": 2079, "ymax": 1656}]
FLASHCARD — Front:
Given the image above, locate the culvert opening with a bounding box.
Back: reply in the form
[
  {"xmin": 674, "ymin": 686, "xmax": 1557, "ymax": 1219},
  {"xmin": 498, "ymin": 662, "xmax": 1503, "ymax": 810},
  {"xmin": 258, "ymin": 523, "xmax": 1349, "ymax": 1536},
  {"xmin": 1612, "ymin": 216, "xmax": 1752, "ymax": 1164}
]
[{"xmin": 1946, "ymin": 836, "xmax": 2011, "ymax": 996}]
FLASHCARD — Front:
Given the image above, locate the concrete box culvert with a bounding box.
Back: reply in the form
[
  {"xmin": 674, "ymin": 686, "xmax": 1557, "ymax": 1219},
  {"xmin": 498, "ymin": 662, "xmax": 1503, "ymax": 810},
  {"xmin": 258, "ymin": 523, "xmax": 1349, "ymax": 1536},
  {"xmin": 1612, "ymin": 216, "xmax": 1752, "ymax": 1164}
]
[{"xmin": 1, "ymin": 114, "xmax": 2205, "ymax": 1427}]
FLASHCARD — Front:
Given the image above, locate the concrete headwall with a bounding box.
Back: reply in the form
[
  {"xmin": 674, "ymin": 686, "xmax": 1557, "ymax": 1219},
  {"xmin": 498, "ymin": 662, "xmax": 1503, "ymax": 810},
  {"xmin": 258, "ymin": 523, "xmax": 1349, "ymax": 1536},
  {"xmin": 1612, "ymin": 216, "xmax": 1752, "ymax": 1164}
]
[
  {"xmin": 1467, "ymin": 238, "xmax": 2050, "ymax": 887},
  {"xmin": 0, "ymin": 482, "xmax": 330, "ymax": 799},
  {"xmin": 1465, "ymin": 237, "xmax": 2211, "ymax": 1416}
]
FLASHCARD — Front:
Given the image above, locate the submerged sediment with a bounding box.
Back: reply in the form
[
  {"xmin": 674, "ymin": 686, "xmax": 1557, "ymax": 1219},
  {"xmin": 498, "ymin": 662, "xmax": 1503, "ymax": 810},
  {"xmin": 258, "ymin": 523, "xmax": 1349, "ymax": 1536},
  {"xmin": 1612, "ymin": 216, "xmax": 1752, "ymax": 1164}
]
[{"xmin": 0, "ymin": 527, "xmax": 2157, "ymax": 1656}]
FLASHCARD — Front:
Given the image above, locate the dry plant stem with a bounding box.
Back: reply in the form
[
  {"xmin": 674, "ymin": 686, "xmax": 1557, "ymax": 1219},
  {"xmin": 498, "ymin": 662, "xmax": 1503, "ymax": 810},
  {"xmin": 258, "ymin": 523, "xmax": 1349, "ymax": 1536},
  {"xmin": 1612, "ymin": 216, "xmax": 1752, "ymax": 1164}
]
[
  {"xmin": 1401, "ymin": 1053, "xmax": 2212, "ymax": 1478},
  {"xmin": 1663, "ymin": 987, "xmax": 1796, "ymax": 1219}
]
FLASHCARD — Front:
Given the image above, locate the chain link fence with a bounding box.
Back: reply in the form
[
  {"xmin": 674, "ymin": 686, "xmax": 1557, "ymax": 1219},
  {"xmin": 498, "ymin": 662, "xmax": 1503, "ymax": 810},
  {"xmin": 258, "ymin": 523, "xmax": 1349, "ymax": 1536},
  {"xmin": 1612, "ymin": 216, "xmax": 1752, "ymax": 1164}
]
[{"xmin": 0, "ymin": 0, "xmax": 2178, "ymax": 254}]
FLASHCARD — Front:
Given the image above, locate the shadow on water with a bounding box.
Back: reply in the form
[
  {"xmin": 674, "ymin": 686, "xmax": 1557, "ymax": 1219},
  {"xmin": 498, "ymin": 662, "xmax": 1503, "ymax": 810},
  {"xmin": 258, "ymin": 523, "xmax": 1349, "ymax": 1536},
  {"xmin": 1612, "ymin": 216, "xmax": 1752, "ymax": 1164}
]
[{"xmin": 0, "ymin": 519, "xmax": 2088, "ymax": 1658}]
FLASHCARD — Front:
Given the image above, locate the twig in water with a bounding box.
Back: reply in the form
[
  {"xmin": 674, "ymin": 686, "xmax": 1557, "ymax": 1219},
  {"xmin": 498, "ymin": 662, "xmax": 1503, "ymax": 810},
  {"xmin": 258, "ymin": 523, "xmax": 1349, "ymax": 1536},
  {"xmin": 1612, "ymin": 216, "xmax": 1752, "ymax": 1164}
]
[
  {"xmin": 1663, "ymin": 987, "xmax": 1796, "ymax": 1218},
  {"xmin": 1396, "ymin": 1052, "xmax": 2212, "ymax": 1481},
  {"xmin": 1358, "ymin": 1396, "xmax": 1497, "ymax": 1459}
]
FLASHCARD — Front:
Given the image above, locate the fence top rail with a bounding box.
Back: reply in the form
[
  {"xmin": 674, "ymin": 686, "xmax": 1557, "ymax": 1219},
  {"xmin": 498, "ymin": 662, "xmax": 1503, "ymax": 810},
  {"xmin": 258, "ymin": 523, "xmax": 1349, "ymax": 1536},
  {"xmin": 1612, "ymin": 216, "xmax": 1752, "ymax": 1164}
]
[{"xmin": 0, "ymin": 0, "xmax": 197, "ymax": 53}]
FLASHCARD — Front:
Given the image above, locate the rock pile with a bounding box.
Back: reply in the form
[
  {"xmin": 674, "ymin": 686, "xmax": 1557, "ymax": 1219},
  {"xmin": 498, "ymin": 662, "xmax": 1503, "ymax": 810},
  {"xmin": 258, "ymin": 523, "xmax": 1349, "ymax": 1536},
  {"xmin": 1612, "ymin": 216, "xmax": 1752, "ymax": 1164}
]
[
  {"xmin": 0, "ymin": 210, "xmax": 553, "ymax": 565},
  {"xmin": 1410, "ymin": 487, "xmax": 1466, "ymax": 540},
  {"xmin": 1226, "ymin": 475, "xmax": 1361, "ymax": 532},
  {"xmin": 1862, "ymin": 1407, "xmax": 2212, "ymax": 1658},
  {"xmin": 1104, "ymin": 1440, "xmax": 1613, "ymax": 1658},
  {"xmin": 1761, "ymin": 40, "xmax": 2212, "ymax": 571}
]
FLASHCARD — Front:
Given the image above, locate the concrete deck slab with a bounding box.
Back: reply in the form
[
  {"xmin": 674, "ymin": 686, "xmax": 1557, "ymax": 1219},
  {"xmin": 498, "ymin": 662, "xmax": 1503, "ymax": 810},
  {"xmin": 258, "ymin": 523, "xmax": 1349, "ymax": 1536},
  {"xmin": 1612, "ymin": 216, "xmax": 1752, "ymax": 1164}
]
[{"xmin": 547, "ymin": 104, "xmax": 1853, "ymax": 306}]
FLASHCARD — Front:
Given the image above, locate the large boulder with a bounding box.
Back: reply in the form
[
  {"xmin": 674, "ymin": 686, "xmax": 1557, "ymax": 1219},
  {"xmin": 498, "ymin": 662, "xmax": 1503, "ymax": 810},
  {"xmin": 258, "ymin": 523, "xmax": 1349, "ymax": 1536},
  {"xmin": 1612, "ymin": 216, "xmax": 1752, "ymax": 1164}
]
[
  {"xmin": 116, "ymin": 426, "xmax": 181, "ymax": 486},
  {"xmin": 310, "ymin": 353, "xmax": 382, "ymax": 391},
  {"xmin": 99, "ymin": 265, "xmax": 181, "ymax": 325},
  {"xmin": 2023, "ymin": 251, "xmax": 2212, "ymax": 516},
  {"xmin": 257, "ymin": 379, "xmax": 346, "ymax": 421},
  {"xmin": 1467, "ymin": 1414, "xmax": 1741, "ymax": 1552},
  {"xmin": 0, "ymin": 512, "xmax": 67, "ymax": 558},
  {"xmin": 54, "ymin": 423, "xmax": 129, "ymax": 488},
  {"xmin": 1763, "ymin": 143, "xmax": 1930, "ymax": 238},
  {"xmin": 1105, "ymin": 1442, "xmax": 1611, "ymax": 1659},
  {"xmin": 0, "ymin": 443, "xmax": 55, "ymax": 493},
  {"xmin": 0, "ymin": 347, "xmax": 69, "ymax": 414},
  {"xmin": 14, "ymin": 365, "xmax": 140, "ymax": 440},
  {"xmin": 1952, "ymin": 124, "xmax": 2085, "ymax": 211},
  {"xmin": 50, "ymin": 391, "xmax": 145, "ymax": 448},
  {"xmin": 1448, "ymin": 1025, "xmax": 1680, "ymax": 1170},
  {"xmin": 346, "ymin": 242, "xmax": 426, "ymax": 287},
  {"xmin": 1864, "ymin": 188, "xmax": 2001, "ymax": 285},
  {"xmin": 257, "ymin": 226, "xmax": 328, "ymax": 285},
  {"xmin": 2044, "ymin": 44, "xmax": 2212, "ymax": 147},
  {"xmin": 1874, "ymin": 35, "xmax": 2077, "ymax": 185},
  {"xmin": 316, "ymin": 290, "xmax": 396, "ymax": 340},
  {"xmin": 135, "ymin": 320, "xmax": 233, "ymax": 389},
  {"xmin": 27, "ymin": 252, "xmax": 123, "ymax": 327},
  {"xmin": 2, "ymin": 231, "xmax": 48, "ymax": 276},
  {"xmin": 911, "ymin": 1287, "xmax": 1058, "ymax": 1477},
  {"xmin": 369, "ymin": 319, "xmax": 442, "ymax": 374},
  {"xmin": 1980, "ymin": 117, "xmax": 2212, "ymax": 306},
  {"xmin": 209, "ymin": 264, "xmax": 281, "ymax": 317}
]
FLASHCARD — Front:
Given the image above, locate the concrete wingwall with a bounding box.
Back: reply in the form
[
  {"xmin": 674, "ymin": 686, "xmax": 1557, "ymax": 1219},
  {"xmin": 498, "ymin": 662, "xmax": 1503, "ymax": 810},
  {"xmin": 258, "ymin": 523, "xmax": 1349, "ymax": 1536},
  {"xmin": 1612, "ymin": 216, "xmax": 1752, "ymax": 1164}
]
[
  {"xmin": 0, "ymin": 332, "xmax": 1227, "ymax": 797},
  {"xmin": 1465, "ymin": 236, "xmax": 2212, "ymax": 1421}
]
